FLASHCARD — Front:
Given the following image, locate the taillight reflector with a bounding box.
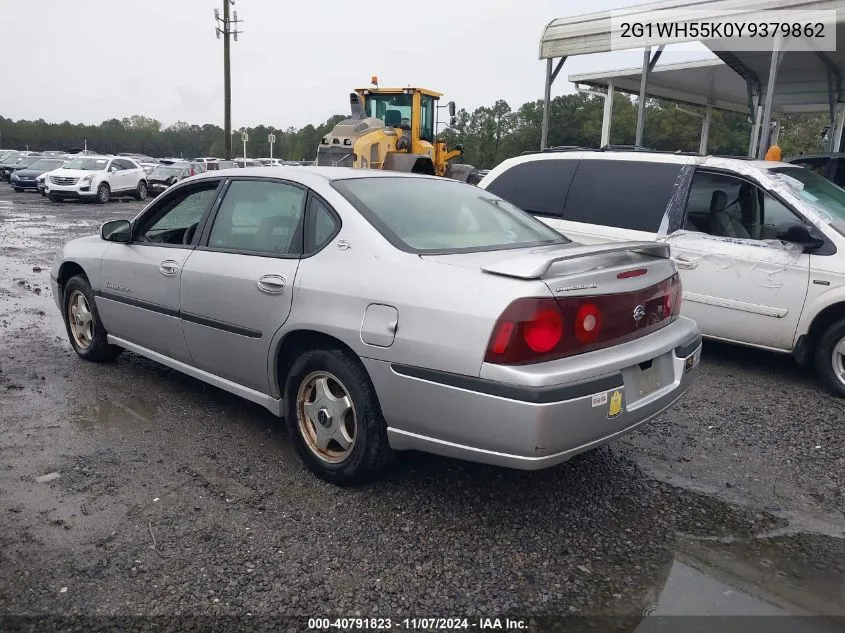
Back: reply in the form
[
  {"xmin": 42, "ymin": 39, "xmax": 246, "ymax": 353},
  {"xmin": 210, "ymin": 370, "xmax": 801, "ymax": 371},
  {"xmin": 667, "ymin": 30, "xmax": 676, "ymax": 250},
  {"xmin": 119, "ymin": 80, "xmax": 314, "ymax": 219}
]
[{"xmin": 574, "ymin": 303, "xmax": 602, "ymax": 344}]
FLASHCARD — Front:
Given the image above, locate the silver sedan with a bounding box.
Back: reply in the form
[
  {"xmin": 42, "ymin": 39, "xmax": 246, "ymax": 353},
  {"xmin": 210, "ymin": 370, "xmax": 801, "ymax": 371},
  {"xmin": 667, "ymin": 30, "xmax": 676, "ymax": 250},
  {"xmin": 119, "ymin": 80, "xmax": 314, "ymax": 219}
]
[{"xmin": 50, "ymin": 167, "xmax": 702, "ymax": 484}]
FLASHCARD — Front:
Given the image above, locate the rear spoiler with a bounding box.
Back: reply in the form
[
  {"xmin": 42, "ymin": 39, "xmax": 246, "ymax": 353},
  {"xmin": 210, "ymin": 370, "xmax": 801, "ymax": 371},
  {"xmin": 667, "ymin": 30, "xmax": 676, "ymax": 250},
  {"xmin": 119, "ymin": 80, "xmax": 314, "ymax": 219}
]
[{"xmin": 481, "ymin": 242, "xmax": 670, "ymax": 280}]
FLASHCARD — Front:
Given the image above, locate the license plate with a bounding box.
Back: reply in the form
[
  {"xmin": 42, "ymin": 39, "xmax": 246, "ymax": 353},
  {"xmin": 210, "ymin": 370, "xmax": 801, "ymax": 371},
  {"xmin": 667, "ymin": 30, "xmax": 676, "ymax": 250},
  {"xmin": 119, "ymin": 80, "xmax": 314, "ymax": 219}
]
[{"xmin": 638, "ymin": 362, "xmax": 660, "ymax": 396}]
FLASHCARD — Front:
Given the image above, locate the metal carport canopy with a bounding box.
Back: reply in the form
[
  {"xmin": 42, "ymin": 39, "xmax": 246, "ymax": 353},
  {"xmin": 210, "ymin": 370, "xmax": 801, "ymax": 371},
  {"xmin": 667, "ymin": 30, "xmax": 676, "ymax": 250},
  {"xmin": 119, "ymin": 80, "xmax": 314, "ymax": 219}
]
[{"xmin": 538, "ymin": 0, "xmax": 845, "ymax": 156}]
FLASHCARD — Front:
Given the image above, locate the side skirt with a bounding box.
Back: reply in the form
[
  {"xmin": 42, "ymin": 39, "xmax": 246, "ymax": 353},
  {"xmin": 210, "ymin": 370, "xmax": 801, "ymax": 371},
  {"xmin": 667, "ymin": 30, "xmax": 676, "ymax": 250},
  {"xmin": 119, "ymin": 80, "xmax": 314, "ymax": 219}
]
[{"xmin": 107, "ymin": 335, "xmax": 284, "ymax": 417}]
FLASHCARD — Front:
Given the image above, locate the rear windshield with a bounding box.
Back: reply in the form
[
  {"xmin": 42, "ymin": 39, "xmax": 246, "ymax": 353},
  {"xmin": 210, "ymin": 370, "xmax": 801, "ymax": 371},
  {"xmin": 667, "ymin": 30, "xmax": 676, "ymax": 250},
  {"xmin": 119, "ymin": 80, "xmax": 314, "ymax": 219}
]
[{"xmin": 332, "ymin": 176, "xmax": 568, "ymax": 253}]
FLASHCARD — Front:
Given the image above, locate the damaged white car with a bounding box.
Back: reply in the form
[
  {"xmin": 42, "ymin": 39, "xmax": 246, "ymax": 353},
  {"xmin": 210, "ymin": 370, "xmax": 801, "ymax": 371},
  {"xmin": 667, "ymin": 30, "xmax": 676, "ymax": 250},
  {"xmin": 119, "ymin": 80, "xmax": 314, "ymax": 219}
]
[{"xmin": 480, "ymin": 150, "xmax": 845, "ymax": 396}]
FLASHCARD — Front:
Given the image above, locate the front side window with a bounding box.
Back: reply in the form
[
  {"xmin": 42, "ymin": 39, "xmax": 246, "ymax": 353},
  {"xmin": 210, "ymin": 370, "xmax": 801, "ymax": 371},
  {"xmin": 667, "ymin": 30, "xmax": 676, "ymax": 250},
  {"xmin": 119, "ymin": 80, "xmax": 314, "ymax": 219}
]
[
  {"xmin": 683, "ymin": 171, "xmax": 803, "ymax": 240},
  {"xmin": 138, "ymin": 182, "xmax": 220, "ymax": 244},
  {"xmin": 365, "ymin": 93, "xmax": 413, "ymax": 128},
  {"xmin": 333, "ymin": 176, "xmax": 567, "ymax": 253},
  {"xmin": 207, "ymin": 180, "xmax": 306, "ymax": 255}
]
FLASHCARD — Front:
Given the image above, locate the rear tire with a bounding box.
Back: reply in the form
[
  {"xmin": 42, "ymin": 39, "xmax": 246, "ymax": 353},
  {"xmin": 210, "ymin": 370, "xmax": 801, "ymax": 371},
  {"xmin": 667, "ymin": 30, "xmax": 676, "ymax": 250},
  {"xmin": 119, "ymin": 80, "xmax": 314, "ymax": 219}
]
[
  {"xmin": 134, "ymin": 180, "xmax": 148, "ymax": 201},
  {"xmin": 284, "ymin": 347, "xmax": 392, "ymax": 485},
  {"xmin": 62, "ymin": 275, "xmax": 123, "ymax": 362},
  {"xmin": 96, "ymin": 183, "xmax": 110, "ymax": 204}
]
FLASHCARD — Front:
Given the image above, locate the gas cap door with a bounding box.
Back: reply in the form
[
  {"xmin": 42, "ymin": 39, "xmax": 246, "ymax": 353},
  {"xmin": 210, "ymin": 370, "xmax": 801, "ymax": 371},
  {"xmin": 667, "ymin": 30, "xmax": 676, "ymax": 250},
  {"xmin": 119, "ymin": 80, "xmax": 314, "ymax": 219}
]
[{"xmin": 361, "ymin": 303, "xmax": 399, "ymax": 347}]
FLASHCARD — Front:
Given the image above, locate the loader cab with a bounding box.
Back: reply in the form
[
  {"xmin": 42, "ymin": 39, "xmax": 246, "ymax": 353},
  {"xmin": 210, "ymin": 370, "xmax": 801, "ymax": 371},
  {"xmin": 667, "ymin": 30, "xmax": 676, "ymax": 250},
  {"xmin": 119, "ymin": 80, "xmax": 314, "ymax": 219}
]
[{"xmin": 358, "ymin": 88, "xmax": 439, "ymax": 146}]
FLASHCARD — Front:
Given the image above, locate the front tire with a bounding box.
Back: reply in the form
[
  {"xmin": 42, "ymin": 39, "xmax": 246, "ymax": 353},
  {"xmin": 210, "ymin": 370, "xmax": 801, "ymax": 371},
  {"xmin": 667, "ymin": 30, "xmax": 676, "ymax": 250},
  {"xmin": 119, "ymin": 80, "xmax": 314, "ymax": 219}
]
[
  {"xmin": 134, "ymin": 180, "xmax": 148, "ymax": 201},
  {"xmin": 48, "ymin": 194, "xmax": 60, "ymax": 202},
  {"xmin": 13, "ymin": 187, "xmax": 23, "ymax": 193},
  {"xmin": 96, "ymin": 182, "xmax": 110, "ymax": 204},
  {"xmin": 62, "ymin": 275, "xmax": 123, "ymax": 362},
  {"xmin": 814, "ymin": 318, "xmax": 845, "ymax": 397},
  {"xmin": 284, "ymin": 348, "xmax": 392, "ymax": 485}
]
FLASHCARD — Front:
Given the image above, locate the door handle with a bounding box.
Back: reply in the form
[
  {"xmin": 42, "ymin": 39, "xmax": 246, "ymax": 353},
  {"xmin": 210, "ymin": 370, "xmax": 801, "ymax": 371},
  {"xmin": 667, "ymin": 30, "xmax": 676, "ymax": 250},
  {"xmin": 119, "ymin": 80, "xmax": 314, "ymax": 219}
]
[
  {"xmin": 159, "ymin": 259, "xmax": 179, "ymax": 276},
  {"xmin": 257, "ymin": 274, "xmax": 286, "ymax": 294},
  {"xmin": 671, "ymin": 256, "xmax": 698, "ymax": 270}
]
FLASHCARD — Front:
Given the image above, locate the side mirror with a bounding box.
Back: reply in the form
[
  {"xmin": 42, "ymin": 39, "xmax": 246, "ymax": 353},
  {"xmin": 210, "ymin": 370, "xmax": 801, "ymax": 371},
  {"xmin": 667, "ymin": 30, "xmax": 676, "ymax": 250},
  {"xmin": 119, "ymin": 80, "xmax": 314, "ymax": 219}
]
[
  {"xmin": 101, "ymin": 220, "xmax": 131, "ymax": 243},
  {"xmin": 448, "ymin": 101, "xmax": 456, "ymax": 117},
  {"xmin": 776, "ymin": 220, "xmax": 825, "ymax": 250}
]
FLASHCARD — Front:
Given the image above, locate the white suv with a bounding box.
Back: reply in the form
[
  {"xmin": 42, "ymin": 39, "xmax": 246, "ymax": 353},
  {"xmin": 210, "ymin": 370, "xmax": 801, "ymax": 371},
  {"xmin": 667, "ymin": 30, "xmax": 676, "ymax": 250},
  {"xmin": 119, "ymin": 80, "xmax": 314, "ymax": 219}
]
[
  {"xmin": 45, "ymin": 155, "xmax": 148, "ymax": 203},
  {"xmin": 480, "ymin": 149, "xmax": 845, "ymax": 396}
]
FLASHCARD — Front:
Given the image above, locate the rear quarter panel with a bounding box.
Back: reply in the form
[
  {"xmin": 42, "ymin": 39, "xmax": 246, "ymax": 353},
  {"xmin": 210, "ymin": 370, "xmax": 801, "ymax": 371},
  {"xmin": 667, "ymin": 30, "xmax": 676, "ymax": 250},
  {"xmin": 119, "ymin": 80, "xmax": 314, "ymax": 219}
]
[{"xmin": 284, "ymin": 243, "xmax": 546, "ymax": 378}]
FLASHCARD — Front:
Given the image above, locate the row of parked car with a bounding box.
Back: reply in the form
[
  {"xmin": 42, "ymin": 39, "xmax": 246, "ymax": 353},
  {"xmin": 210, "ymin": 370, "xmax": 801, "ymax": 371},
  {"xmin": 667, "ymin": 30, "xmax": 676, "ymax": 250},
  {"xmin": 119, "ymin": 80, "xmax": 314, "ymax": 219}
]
[{"xmin": 1, "ymin": 148, "xmax": 313, "ymax": 202}]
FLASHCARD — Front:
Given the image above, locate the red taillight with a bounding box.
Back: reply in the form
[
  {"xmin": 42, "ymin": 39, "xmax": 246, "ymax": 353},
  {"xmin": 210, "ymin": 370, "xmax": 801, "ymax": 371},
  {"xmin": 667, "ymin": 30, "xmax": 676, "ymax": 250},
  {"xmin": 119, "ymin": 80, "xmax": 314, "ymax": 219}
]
[
  {"xmin": 484, "ymin": 298, "xmax": 565, "ymax": 364},
  {"xmin": 523, "ymin": 306, "xmax": 564, "ymax": 353},
  {"xmin": 484, "ymin": 274, "xmax": 682, "ymax": 366}
]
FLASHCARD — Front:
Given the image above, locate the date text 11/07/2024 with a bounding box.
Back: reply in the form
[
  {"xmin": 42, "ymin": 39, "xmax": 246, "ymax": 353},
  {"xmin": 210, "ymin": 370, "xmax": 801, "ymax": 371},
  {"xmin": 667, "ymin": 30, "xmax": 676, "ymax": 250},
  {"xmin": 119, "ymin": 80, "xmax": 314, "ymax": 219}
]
[{"xmin": 308, "ymin": 617, "xmax": 528, "ymax": 630}]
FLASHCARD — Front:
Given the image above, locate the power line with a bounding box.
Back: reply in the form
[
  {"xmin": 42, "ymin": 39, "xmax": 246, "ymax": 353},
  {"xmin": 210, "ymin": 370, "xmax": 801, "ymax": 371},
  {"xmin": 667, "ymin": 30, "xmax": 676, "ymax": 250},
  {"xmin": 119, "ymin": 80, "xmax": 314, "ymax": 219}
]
[{"xmin": 214, "ymin": 1, "xmax": 244, "ymax": 160}]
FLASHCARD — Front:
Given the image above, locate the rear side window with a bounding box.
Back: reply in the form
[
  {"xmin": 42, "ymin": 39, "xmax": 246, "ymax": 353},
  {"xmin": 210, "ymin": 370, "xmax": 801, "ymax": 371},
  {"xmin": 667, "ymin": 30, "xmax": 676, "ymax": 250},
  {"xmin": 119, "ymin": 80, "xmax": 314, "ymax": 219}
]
[
  {"xmin": 484, "ymin": 159, "xmax": 577, "ymax": 219},
  {"xmin": 562, "ymin": 160, "xmax": 682, "ymax": 232}
]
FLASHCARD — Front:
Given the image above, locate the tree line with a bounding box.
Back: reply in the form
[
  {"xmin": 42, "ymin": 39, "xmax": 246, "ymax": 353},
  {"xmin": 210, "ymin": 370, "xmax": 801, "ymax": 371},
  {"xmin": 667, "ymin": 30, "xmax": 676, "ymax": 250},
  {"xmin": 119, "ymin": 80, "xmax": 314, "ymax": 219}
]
[{"xmin": 0, "ymin": 94, "xmax": 827, "ymax": 167}]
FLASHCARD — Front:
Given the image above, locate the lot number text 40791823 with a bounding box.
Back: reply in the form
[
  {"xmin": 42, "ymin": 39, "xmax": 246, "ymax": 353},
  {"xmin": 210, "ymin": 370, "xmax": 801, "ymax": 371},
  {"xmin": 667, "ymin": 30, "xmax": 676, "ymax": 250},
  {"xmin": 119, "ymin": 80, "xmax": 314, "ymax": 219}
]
[{"xmin": 308, "ymin": 617, "xmax": 528, "ymax": 630}]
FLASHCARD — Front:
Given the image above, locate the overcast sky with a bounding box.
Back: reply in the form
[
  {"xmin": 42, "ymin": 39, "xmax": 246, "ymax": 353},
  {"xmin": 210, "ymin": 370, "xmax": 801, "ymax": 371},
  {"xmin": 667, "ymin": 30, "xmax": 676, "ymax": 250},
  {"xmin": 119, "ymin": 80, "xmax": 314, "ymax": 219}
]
[{"xmin": 2, "ymin": 0, "xmax": 713, "ymax": 130}]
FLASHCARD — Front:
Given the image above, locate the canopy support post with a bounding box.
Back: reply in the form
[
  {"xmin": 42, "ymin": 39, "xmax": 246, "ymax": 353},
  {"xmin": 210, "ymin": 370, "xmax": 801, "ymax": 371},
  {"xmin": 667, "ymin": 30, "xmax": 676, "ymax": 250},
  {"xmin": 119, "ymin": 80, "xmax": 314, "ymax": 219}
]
[
  {"xmin": 601, "ymin": 83, "xmax": 614, "ymax": 147},
  {"xmin": 635, "ymin": 46, "xmax": 664, "ymax": 148},
  {"xmin": 700, "ymin": 104, "xmax": 712, "ymax": 155},
  {"xmin": 757, "ymin": 34, "xmax": 785, "ymax": 159},
  {"xmin": 832, "ymin": 103, "xmax": 845, "ymax": 153},
  {"xmin": 540, "ymin": 56, "xmax": 566, "ymax": 150}
]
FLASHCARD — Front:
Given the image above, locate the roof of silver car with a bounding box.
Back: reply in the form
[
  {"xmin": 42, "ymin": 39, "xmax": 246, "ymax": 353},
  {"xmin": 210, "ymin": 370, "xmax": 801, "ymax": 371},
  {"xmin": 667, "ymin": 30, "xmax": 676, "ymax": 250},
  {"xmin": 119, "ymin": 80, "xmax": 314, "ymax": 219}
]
[{"xmin": 191, "ymin": 166, "xmax": 441, "ymax": 182}]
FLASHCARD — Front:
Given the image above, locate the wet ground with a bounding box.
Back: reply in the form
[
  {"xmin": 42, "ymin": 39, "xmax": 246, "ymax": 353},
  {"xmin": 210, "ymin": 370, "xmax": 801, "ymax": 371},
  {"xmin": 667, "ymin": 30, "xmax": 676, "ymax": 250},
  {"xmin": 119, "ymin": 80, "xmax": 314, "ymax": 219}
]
[{"xmin": 0, "ymin": 187, "xmax": 843, "ymax": 631}]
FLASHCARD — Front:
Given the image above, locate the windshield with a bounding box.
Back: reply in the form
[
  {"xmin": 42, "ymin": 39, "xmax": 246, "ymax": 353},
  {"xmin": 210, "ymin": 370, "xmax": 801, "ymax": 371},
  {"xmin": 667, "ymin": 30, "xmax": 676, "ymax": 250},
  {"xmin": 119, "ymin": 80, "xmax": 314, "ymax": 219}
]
[
  {"xmin": 151, "ymin": 166, "xmax": 181, "ymax": 177},
  {"xmin": 64, "ymin": 157, "xmax": 109, "ymax": 171},
  {"xmin": 365, "ymin": 93, "xmax": 412, "ymax": 128},
  {"xmin": 332, "ymin": 177, "xmax": 568, "ymax": 253},
  {"xmin": 768, "ymin": 166, "xmax": 845, "ymax": 221},
  {"xmin": 14, "ymin": 157, "xmax": 40, "ymax": 168},
  {"xmin": 27, "ymin": 159, "xmax": 65, "ymax": 171}
]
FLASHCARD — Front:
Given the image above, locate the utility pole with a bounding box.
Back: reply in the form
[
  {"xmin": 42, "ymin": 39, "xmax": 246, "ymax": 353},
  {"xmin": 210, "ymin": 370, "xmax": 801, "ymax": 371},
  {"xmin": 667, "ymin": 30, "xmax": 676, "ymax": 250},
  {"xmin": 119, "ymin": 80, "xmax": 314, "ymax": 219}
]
[{"xmin": 215, "ymin": 1, "xmax": 243, "ymax": 160}]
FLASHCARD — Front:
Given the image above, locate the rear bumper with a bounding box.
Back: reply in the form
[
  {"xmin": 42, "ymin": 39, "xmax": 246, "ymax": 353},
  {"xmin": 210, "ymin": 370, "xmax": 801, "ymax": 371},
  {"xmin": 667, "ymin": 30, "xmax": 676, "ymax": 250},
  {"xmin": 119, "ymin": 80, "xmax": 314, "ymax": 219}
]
[{"xmin": 365, "ymin": 317, "xmax": 702, "ymax": 470}]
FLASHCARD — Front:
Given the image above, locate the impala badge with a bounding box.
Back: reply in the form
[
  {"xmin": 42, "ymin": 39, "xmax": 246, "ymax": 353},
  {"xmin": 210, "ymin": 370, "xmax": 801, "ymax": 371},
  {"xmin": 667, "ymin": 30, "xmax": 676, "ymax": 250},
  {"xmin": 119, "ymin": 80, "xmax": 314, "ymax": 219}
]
[{"xmin": 632, "ymin": 305, "xmax": 646, "ymax": 322}]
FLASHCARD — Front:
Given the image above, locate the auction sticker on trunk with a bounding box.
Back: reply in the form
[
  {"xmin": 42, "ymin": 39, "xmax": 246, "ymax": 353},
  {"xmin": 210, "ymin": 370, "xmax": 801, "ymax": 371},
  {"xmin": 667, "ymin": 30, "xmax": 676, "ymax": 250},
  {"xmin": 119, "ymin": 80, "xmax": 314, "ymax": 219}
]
[{"xmin": 591, "ymin": 391, "xmax": 608, "ymax": 407}]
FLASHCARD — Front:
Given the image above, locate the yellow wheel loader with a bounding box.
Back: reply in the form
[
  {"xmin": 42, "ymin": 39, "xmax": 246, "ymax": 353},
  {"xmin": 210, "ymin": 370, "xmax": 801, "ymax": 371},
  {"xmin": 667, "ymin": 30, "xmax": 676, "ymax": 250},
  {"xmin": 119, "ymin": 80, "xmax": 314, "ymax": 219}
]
[{"xmin": 315, "ymin": 79, "xmax": 480, "ymax": 183}]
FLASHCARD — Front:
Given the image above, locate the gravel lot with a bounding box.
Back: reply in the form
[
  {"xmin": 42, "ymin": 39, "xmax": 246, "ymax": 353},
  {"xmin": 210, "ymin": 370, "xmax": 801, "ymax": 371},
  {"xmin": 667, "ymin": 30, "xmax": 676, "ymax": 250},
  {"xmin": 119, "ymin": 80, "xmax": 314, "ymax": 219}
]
[{"xmin": 0, "ymin": 186, "xmax": 842, "ymax": 631}]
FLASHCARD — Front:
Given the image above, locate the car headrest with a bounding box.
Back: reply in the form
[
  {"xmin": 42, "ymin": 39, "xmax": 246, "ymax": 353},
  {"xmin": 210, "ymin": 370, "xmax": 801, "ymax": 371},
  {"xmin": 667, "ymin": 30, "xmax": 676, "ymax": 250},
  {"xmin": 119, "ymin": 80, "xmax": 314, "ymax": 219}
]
[{"xmin": 710, "ymin": 190, "xmax": 728, "ymax": 214}]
